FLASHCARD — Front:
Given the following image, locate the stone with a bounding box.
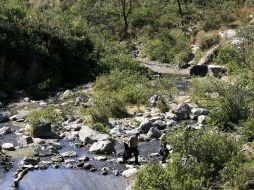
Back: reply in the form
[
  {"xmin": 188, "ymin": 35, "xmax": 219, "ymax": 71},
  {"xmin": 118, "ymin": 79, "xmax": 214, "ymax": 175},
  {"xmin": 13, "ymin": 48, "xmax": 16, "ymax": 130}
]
[
  {"xmin": 18, "ymin": 135, "xmax": 33, "ymax": 146},
  {"xmin": 125, "ymin": 128, "xmax": 140, "ymax": 136},
  {"xmin": 64, "ymin": 159, "xmax": 76, "ymax": 164},
  {"xmin": 149, "ymin": 95, "xmax": 159, "ymax": 106},
  {"xmin": 22, "ymin": 157, "xmax": 40, "ymax": 165},
  {"xmin": 172, "ymin": 103, "xmax": 191, "ymax": 120},
  {"xmin": 79, "ymin": 125, "xmax": 109, "ymax": 144},
  {"xmin": 191, "ymin": 108, "xmax": 208, "ymax": 118},
  {"xmin": 165, "ymin": 112, "xmax": 178, "ymax": 121},
  {"xmin": 51, "ymin": 155, "xmax": 64, "ymax": 162},
  {"xmin": 147, "ymin": 127, "xmax": 161, "ymax": 139},
  {"xmin": 10, "ymin": 115, "xmax": 24, "ymax": 122},
  {"xmin": 39, "ymin": 101, "xmax": 47, "ymax": 107},
  {"xmin": 153, "ymin": 120, "xmax": 167, "ymax": 130},
  {"xmin": 2, "ymin": 143, "xmax": 15, "ymax": 151},
  {"xmin": 94, "ymin": 156, "xmax": 107, "ymax": 161},
  {"xmin": 100, "ymin": 167, "xmax": 108, "ymax": 175},
  {"xmin": 78, "ymin": 156, "xmax": 90, "ymax": 162},
  {"xmin": 89, "ymin": 140, "xmax": 115, "ymax": 154},
  {"xmin": 83, "ymin": 163, "xmax": 93, "ymax": 170},
  {"xmin": 77, "ymin": 162, "xmax": 84, "ymax": 167},
  {"xmin": 112, "ymin": 170, "xmax": 119, "ymax": 176},
  {"xmin": 61, "ymin": 90, "xmax": 73, "ymax": 99},
  {"xmin": 150, "ymin": 153, "xmax": 160, "ymax": 157},
  {"xmin": 23, "ymin": 97, "xmax": 30, "ymax": 102},
  {"xmin": 166, "ymin": 120, "xmax": 177, "ymax": 127},
  {"xmin": 122, "ymin": 168, "xmax": 137, "ymax": 178},
  {"xmin": 74, "ymin": 97, "xmax": 82, "ymax": 106},
  {"xmin": 90, "ymin": 167, "xmax": 97, "ymax": 172},
  {"xmin": 0, "ymin": 113, "xmax": 9, "ymax": 123},
  {"xmin": 110, "ymin": 126, "xmax": 124, "ymax": 137},
  {"xmin": 32, "ymin": 122, "xmax": 57, "ymax": 139},
  {"xmin": 61, "ymin": 151, "xmax": 77, "ymax": 158},
  {"xmin": 0, "ymin": 126, "xmax": 12, "ymax": 135},
  {"xmin": 138, "ymin": 119, "xmax": 153, "ymax": 133},
  {"xmin": 198, "ymin": 115, "xmax": 207, "ymax": 125}
]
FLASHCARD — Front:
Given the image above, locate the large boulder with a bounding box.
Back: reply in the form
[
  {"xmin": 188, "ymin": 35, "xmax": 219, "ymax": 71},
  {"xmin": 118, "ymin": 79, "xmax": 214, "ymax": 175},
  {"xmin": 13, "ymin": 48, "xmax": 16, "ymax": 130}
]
[
  {"xmin": 138, "ymin": 119, "xmax": 153, "ymax": 133},
  {"xmin": 79, "ymin": 126, "xmax": 109, "ymax": 144},
  {"xmin": 171, "ymin": 103, "xmax": 191, "ymax": 120},
  {"xmin": 0, "ymin": 113, "xmax": 9, "ymax": 123},
  {"xmin": 32, "ymin": 122, "xmax": 57, "ymax": 139},
  {"xmin": 89, "ymin": 140, "xmax": 115, "ymax": 154},
  {"xmin": 147, "ymin": 127, "xmax": 162, "ymax": 139}
]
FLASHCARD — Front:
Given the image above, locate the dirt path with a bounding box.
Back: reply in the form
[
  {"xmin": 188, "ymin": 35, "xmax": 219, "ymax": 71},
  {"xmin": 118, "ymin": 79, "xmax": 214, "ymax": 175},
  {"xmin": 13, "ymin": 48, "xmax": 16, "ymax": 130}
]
[{"xmin": 137, "ymin": 57, "xmax": 190, "ymax": 76}]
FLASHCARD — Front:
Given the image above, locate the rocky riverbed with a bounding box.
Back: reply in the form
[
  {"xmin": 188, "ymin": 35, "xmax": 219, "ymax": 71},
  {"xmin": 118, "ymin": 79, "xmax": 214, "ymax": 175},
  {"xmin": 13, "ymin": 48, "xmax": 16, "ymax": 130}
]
[{"xmin": 0, "ymin": 74, "xmax": 208, "ymax": 190}]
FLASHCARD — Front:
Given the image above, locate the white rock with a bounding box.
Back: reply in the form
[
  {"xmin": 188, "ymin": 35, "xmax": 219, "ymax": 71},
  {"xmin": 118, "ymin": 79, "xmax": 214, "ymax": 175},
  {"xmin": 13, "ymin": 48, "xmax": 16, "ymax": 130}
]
[
  {"xmin": 198, "ymin": 115, "xmax": 207, "ymax": 125},
  {"xmin": 122, "ymin": 168, "xmax": 138, "ymax": 178},
  {"xmin": 2, "ymin": 143, "xmax": 15, "ymax": 151},
  {"xmin": 94, "ymin": 156, "xmax": 107, "ymax": 161}
]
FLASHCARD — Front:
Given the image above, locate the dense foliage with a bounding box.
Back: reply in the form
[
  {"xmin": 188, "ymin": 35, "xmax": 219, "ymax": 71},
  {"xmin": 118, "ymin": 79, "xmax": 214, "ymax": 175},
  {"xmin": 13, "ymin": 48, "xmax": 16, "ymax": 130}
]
[{"xmin": 134, "ymin": 129, "xmax": 251, "ymax": 190}]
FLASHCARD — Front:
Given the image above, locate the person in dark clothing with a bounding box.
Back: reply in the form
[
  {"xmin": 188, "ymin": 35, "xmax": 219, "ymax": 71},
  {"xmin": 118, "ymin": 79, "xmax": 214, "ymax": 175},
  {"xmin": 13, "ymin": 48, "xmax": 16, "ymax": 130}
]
[
  {"xmin": 122, "ymin": 133, "xmax": 140, "ymax": 164},
  {"xmin": 159, "ymin": 143, "xmax": 169, "ymax": 163}
]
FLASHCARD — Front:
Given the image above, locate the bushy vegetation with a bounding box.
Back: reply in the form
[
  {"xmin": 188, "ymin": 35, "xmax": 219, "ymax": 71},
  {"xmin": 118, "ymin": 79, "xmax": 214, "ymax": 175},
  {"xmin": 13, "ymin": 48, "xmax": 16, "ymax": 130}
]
[
  {"xmin": 134, "ymin": 128, "xmax": 253, "ymax": 190},
  {"xmin": 197, "ymin": 31, "xmax": 220, "ymax": 51},
  {"xmin": 26, "ymin": 106, "xmax": 65, "ymax": 127},
  {"xmin": 191, "ymin": 77, "xmax": 252, "ymax": 131},
  {"xmin": 86, "ymin": 69, "xmax": 176, "ymax": 124}
]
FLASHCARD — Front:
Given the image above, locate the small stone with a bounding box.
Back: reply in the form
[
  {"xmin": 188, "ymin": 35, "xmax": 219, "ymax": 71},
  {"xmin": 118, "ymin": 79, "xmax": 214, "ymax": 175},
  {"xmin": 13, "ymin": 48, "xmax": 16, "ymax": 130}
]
[
  {"xmin": 2, "ymin": 143, "xmax": 15, "ymax": 151},
  {"xmin": 78, "ymin": 156, "xmax": 90, "ymax": 162},
  {"xmin": 0, "ymin": 113, "xmax": 9, "ymax": 123},
  {"xmin": 51, "ymin": 156, "xmax": 64, "ymax": 162},
  {"xmin": 100, "ymin": 167, "xmax": 108, "ymax": 175},
  {"xmin": 22, "ymin": 157, "xmax": 40, "ymax": 165},
  {"xmin": 83, "ymin": 163, "xmax": 93, "ymax": 170},
  {"xmin": 94, "ymin": 156, "xmax": 107, "ymax": 161},
  {"xmin": 150, "ymin": 153, "xmax": 160, "ymax": 157},
  {"xmin": 52, "ymin": 164, "xmax": 60, "ymax": 169},
  {"xmin": 61, "ymin": 151, "xmax": 77, "ymax": 158},
  {"xmin": 77, "ymin": 162, "xmax": 84, "ymax": 167},
  {"xmin": 90, "ymin": 167, "xmax": 97, "ymax": 172},
  {"xmin": 112, "ymin": 170, "xmax": 119, "ymax": 176},
  {"xmin": 23, "ymin": 97, "xmax": 30, "ymax": 102},
  {"xmin": 0, "ymin": 126, "xmax": 12, "ymax": 135}
]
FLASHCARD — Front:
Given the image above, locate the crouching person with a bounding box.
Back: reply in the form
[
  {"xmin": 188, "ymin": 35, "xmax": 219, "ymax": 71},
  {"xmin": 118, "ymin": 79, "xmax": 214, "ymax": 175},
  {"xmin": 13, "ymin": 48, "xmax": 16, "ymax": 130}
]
[
  {"xmin": 159, "ymin": 143, "xmax": 169, "ymax": 163},
  {"xmin": 122, "ymin": 133, "xmax": 140, "ymax": 165}
]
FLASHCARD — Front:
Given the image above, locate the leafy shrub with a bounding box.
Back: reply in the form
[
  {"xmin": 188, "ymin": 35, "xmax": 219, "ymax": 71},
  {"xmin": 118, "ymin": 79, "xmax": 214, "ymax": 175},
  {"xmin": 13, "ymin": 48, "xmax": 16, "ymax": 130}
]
[
  {"xmin": 156, "ymin": 99, "xmax": 169, "ymax": 113},
  {"xmin": 143, "ymin": 31, "xmax": 191, "ymax": 64},
  {"xmin": 87, "ymin": 70, "xmax": 175, "ymax": 122},
  {"xmin": 134, "ymin": 128, "xmax": 241, "ymax": 190},
  {"xmin": 197, "ymin": 31, "xmax": 220, "ymax": 50},
  {"xmin": 216, "ymin": 45, "xmax": 241, "ymax": 67},
  {"xmin": 242, "ymin": 116, "xmax": 254, "ymax": 142},
  {"xmin": 27, "ymin": 106, "xmax": 65, "ymax": 127},
  {"xmin": 90, "ymin": 123, "xmax": 109, "ymax": 134},
  {"xmin": 191, "ymin": 77, "xmax": 251, "ymax": 131}
]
